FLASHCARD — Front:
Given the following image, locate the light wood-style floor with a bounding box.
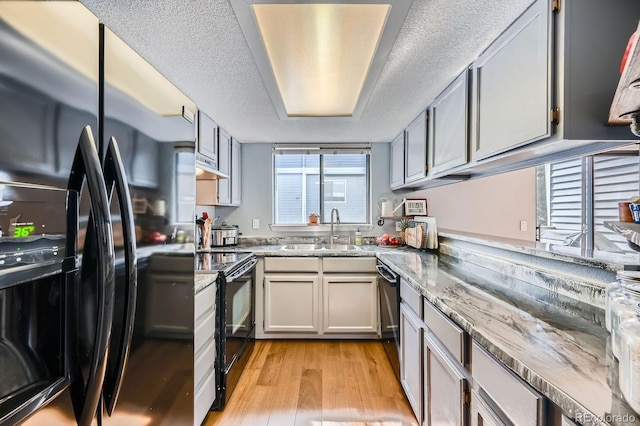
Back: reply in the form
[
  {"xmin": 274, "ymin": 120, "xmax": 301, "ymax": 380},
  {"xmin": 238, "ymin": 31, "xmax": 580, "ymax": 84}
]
[{"xmin": 204, "ymin": 340, "xmax": 418, "ymax": 426}]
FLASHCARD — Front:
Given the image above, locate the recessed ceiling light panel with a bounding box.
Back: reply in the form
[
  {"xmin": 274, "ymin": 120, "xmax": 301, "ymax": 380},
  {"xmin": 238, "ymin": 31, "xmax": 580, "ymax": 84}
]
[
  {"xmin": 253, "ymin": 4, "xmax": 389, "ymax": 117},
  {"xmin": 232, "ymin": 1, "xmax": 412, "ymax": 119}
]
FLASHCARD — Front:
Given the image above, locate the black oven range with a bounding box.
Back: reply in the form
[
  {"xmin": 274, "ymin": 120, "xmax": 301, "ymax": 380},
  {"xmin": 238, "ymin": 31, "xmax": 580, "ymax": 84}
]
[{"xmin": 196, "ymin": 251, "xmax": 257, "ymax": 411}]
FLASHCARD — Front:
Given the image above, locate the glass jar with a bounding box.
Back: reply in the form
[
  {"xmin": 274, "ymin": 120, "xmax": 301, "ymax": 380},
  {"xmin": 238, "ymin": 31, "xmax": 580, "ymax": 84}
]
[
  {"xmin": 609, "ymin": 271, "xmax": 640, "ymax": 359},
  {"xmin": 618, "ymin": 303, "xmax": 640, "ymax": 414}
]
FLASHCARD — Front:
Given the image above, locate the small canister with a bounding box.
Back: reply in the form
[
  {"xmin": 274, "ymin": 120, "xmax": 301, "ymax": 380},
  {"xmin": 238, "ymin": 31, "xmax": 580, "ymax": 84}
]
[
  {"xmin": 619, "ymin": 201, "xmax": 633, "ymax": 222},
  {"xmin": 618, "ymin": 302, "xmax": 640, "ymax": 414}
]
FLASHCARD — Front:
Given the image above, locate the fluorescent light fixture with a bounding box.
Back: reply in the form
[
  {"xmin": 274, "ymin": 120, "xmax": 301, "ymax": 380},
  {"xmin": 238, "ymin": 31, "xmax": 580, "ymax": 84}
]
[
  {"xmin": 231, "ymin": 0, "xmax": 412, "ymax": 120},
  {"xmin": 0, "ymin": 2, "xmax": 98, "ymax": 83},
  {"xmin": 253, "ymin": 4, "xmax": 389, "ymax": 117},
  {"xmin": 104, "ymin": 28, "xmax": 195, "ymax": 117}
]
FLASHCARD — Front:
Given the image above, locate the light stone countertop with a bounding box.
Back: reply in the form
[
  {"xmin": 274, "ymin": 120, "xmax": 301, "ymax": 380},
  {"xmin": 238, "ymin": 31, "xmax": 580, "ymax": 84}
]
[
  {"xmin": 377, "ymin": 250, "xmax": 638, "ymax": 426},
  {"xmin": 200, "ymin": 242, "xmax": 638, "ymax": 423}
]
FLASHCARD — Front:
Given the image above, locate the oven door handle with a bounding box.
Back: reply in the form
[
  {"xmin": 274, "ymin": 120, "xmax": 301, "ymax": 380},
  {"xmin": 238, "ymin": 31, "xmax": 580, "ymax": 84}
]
[
  {"xmin": 67, "ymin": 126, "xmax": 115, "ymax": 426},
  {"xmin": 101, "ymin": 137, "xmax": 138, "ymax": 416},
  {"xmin": 376, "ymin": 264, "xmax": 397, "ymax": 285},
  {"xmin": 226, "ymin": 257, "xmax": 258, "ymax": 282}
]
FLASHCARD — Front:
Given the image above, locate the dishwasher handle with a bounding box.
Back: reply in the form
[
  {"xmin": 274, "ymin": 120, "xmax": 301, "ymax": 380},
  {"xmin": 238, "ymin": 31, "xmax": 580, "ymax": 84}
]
[{"xmin": 376, "ymin": 264, "xmax": 397, "ymax": 285}]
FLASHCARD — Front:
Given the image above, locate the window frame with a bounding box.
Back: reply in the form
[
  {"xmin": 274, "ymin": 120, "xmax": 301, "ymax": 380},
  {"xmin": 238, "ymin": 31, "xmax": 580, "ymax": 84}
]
[{"xmin": 271, "ymin": 146, "xmax": 371, "ymax": 226}]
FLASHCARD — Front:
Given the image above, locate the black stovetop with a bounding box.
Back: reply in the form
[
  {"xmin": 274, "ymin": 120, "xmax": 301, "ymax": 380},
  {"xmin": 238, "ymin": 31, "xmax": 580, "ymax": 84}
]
[{"xmin": 195, "ymin": 251, "xmax": 253, "ymax": 274}]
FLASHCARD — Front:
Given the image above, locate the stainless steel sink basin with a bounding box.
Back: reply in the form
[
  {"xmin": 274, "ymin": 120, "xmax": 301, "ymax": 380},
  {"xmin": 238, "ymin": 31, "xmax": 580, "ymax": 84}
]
[
  {"xmin": 279, "ymin": 243, "xmax": 361, "ymax": 251},
  {"xmin": 321, "ymin": 244, "xmax": 361, "ymax": 251},
  {"xmin": 280, "ymin": 243, "xmax": 323, "ymax": 250}
]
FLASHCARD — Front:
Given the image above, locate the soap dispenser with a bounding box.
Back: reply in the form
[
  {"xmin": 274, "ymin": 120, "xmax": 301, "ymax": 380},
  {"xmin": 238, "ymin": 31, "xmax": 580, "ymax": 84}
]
[{"xmin": 354, "ymin": 228, "xmax": 362, "ymax": 246}]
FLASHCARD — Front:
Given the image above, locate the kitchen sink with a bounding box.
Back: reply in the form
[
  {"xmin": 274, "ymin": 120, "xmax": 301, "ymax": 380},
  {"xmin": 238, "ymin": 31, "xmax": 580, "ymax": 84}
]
[
  {"xmin": 321, "ymin": 244, "xmax": 361, "ymax": 251},
  {"xmin": 279, "ymin": 243, "xmax": 360, "ymax": 251},
  {"xmin": 279, "ymin": 243, "xmax": 323, "ymax": 250}
]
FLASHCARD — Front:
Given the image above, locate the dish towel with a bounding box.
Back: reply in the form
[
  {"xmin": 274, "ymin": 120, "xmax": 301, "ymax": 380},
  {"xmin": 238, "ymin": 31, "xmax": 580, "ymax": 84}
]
[{"xmin": 423, "ymin": 217, "xmax": 438, "ymax": 249}]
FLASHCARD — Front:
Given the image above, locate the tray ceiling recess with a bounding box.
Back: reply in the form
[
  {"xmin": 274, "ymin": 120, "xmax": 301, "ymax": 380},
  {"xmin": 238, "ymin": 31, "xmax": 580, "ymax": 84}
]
[{"xmin": 231, "ymin": 1, "xmax": 412, "ymax": 119}]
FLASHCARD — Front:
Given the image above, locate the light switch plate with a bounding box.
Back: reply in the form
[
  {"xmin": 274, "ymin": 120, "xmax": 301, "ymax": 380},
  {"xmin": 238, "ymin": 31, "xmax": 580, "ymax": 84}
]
[{"xmin": 252, "ymin": 219, "xmax": 260, "ymax": 229}]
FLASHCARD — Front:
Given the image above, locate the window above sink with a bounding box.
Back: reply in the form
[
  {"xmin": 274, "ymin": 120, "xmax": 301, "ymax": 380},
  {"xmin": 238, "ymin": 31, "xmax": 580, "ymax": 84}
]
[{"xmin": 272, "ymin": 143, "xmax": 371, "ymax": 226}]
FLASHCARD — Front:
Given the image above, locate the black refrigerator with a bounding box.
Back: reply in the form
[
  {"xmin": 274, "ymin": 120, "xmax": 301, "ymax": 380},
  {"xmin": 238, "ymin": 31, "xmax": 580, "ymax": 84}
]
[{"xmin": 0, "ymin": 2, "xmax": 197, "ymax": 425}]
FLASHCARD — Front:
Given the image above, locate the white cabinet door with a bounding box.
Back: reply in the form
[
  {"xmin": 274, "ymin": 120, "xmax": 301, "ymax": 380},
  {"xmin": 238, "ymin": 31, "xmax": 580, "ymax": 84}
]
[
  {"xmin": 322, "ymin": 274, "xmax": 377, "ymax": 334},
  {"xmin": 429, "ymin": 70, "xmax": 469, "ymax": 177},
  {"xmin": 217, "ymin": 128, "xmax": 231, "ymax": 205},
  {"xmin": 423, "ymin": 331, "xmax": 468, "ymax": 426},
  {"xmin": 390, "ymin": 132, "xmax": 405, "ymax": 189},
  {"xmin": 400, "ymin": 302, "xmax": 424, "ymax": 424},
  {"xmin": 405, "ymin": 111, "xmax": 428, "ymax": 183},
  {"xmin": 471, "ymin": 0, "xmax": 551, "ymax": 161},
  {"xmin": 230, "ymin": 138, "xmax": 241, "ymax": 205},
  {"xmin": 264, "ymin": 274, "xmax": 319, "ymax": 333},
  {"xmin": 470, "ymin": 390, "xmax": 509, "ymax": 426}
]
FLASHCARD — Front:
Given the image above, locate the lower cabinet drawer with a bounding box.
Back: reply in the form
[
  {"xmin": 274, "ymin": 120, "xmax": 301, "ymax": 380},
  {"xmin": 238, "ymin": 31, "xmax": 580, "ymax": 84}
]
[
  {"xmin": 264, "ymin": 257, "xmax": 319, "ymax": 272},
  {"xmin": 195, "ymin": 283, "xmax": 216, "ymax": 323},
  {"xmin": 472, "ymin": 341, "xmax": 545, "ymax": 426},
  {"xmin": 323, "ymin": 257, "xmax": 376, "ymax": 272},
  {"xmin": 424, "ymin": 299, "xmax": 465, "ymax": 364},
  {"xmin": 400, "ymin": 278, "xmax": 422, "ymax": 317},
  {"xmin": 195, "ymin": 368, "xmax": 216, "ymax": 426},
  {"xmin": 195, "ymin": 339, "xmax": 216, "ymax": 390},
  {"xmin": 195, "ymin": 311, "xmax": 216, "ymax": 355}
]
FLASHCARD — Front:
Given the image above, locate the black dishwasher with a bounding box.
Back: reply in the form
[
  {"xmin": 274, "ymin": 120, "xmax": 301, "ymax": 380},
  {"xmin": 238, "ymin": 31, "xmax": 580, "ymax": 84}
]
[{"xmin": 377, "ymin": 260, "xmax": 400, "ymax": 380}]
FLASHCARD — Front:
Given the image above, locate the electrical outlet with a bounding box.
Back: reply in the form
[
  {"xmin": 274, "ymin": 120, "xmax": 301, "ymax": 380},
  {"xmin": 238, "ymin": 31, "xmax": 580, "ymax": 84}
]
[
  {"xmin": 520, "ymin": 220, "xmax": 528, "ymax": 232},
  {"xmin": 252, "ymin": 219, "xmax": 259, "ymax": 230}
]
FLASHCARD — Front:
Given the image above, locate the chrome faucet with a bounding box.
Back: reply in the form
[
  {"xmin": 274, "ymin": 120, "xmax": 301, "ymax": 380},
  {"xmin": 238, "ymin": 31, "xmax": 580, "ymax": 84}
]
[{"xmin": 330, "ymin": 208, "xmax": 341, "ymax": 245}]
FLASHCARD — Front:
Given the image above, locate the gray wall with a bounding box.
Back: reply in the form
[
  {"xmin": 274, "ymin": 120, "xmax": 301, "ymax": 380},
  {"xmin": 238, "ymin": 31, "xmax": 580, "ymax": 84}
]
[{"xmin": 216, "ymin": 142, "xmax": 397, "ymax": 237}]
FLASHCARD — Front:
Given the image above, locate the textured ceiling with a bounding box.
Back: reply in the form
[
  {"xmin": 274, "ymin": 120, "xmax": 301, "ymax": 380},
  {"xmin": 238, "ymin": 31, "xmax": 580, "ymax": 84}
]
[{"xmin": 79, "ymin": 0, "xmax": 535, "ymax": 143}]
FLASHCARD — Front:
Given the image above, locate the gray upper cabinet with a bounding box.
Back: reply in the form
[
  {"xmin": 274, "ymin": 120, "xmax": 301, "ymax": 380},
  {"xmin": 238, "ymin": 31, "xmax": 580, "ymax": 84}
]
[
  {"xmin": 57, "ymin": 105, "xmax": 99, "ymax": 176},
  {"xmin": 102, "ymin": 117, "xmax": 135, "ymax": 175},
  {"xmin": 130, "ymin": 132, "xmax": 159, "ymax": 188},
  {"xmin": 551, "ymin": 0, "xmax": 640, "ymax": 143},
  {"xmin": 390, "ymin": 132, "xmax": 405, "ymax": 190},
  {"xmin": 471, "ymin": 0, "xmax": 640, "ymax": 163},
  {"xmin": 217, "ymin": 128, "xmax": 231, "ymax": 205},
  {"xmin": 230, "ymin": 138, "xmax": 241, "ymax": 206},
  {"xmin": 405, "ymin": 111, "xmax": 428, "ymax": 183},
  {"xmin": 471, "ymin": 0, "xmax": 551, "ymax": 161},
  {"xmin": 0, "ymin": 81, "xmax": 56, "ymax": 176},
  {"xmin": 429, "ymin": 70, "xmax": 469, "ymax": 176},
  {"xmin": 197, "ymin": 110, "xmax": 218, "ymax": 171}
]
